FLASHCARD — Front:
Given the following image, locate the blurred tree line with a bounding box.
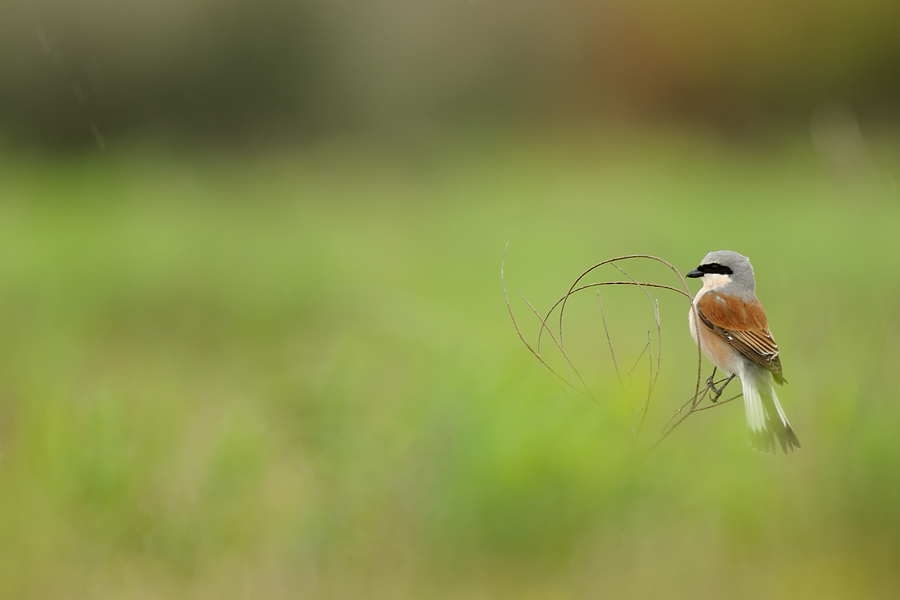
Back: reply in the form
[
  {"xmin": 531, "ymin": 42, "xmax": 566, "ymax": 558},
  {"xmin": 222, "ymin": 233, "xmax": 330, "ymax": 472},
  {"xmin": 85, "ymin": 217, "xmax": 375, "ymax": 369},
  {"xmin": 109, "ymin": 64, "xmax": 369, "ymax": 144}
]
[{"xmin": 1, "ymin": 0, "xmax": 898, "ymax": 149}]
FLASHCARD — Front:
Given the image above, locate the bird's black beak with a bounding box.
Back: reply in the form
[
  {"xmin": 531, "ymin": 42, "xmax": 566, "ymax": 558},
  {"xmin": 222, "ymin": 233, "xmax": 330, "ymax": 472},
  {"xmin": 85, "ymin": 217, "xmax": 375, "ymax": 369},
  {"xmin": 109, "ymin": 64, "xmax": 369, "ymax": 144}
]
[{"xmin": 686, "ymin": 267, "xmax": 703, "ymax": 278}]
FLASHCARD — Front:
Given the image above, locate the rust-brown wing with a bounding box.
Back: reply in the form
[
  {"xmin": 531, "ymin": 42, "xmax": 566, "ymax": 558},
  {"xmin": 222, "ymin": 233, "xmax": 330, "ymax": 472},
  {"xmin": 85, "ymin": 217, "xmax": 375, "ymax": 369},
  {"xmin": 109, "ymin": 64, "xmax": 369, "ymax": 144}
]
[{"xmin": 696, "ymin": 291, "xmax": 785, "ymax": 384}]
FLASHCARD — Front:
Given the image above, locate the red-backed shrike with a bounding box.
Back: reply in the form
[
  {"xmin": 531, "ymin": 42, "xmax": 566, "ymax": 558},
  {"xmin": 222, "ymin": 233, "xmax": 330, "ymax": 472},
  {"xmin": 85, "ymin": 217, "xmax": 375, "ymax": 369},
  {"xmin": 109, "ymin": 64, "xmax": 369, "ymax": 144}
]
[{"xmin": 687, "ymin": 251, "xmax": 800, "ymax": 453}]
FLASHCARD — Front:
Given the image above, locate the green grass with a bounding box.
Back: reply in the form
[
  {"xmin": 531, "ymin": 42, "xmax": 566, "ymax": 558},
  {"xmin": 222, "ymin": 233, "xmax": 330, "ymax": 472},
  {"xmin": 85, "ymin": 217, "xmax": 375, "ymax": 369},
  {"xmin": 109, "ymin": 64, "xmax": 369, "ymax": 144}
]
[{"xmin": 0, "ymin": 129, "xmax": 899, "ymax": 599}]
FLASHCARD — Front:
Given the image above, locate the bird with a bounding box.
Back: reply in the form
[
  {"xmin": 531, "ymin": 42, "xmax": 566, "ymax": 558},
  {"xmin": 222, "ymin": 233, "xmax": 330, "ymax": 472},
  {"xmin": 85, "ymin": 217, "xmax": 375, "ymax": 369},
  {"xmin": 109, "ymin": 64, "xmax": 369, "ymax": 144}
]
[{"xmin": 686, "ymin": 250, "xmax": 800, "ymax": 453}]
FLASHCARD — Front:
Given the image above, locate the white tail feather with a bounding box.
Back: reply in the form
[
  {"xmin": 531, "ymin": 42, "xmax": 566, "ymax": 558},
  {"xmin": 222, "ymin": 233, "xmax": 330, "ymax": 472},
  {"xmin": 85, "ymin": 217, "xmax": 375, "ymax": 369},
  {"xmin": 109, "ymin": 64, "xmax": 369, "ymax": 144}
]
[
  {"xmin": 741, "ymin": 378, "xmax": 766, "ymax": 433},
  {"xmin": 740, "ymin": 371, "xmax": 800, "ymax": 453},
  {"xmin": 770, "ymin": 387, "xmax": 790, "ymax": 428}
]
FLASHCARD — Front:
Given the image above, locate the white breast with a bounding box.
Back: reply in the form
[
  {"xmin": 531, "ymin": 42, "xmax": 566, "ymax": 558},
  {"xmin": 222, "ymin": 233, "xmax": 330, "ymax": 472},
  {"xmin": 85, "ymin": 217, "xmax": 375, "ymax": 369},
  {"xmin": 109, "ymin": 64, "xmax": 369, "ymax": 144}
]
[
  {"xmin": 687, "ymin": 275, "xmax": 742, "ymax": 376},
  {"xmin": 688, "ymin": 283, "xmax": 711, "ymax": 346}
]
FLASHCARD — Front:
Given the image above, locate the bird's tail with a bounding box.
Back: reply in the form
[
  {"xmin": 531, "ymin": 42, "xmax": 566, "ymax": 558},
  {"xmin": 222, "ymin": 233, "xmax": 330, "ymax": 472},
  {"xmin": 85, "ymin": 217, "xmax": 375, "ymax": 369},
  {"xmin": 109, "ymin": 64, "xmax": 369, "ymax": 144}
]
[{"xmin": 741, "ymin": 374, "xmax": 801, "ymax": 453}]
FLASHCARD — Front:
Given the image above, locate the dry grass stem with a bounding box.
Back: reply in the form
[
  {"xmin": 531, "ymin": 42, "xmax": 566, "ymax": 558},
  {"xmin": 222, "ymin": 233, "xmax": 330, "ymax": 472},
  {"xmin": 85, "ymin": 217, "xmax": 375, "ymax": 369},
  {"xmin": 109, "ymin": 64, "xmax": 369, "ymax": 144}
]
[
  {"xmin": 501, "ymin": 241, "xmax": 580, "ymax": 395},
  {"xmin": 597, "ymin": 292, "xmax": 624, "ymax": 390},
  {"xmin": 502, "ymin": 243, "xmax": 742, "ymax": 451},
  {"xmin": 519, "ymin": 292, "xmax": 593, "ymax": 401}
]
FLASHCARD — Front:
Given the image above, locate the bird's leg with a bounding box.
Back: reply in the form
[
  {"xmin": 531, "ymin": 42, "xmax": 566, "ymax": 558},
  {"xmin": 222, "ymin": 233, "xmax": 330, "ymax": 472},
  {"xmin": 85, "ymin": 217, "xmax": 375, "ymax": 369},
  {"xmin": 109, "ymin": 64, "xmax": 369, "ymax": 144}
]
[
  {"xmin": 704, "ymin": 367, "xmax": 718, "ymax": 400},
  {"xmin": 707, "ymin": 372, "xmax": 736, "ymax": 403}
]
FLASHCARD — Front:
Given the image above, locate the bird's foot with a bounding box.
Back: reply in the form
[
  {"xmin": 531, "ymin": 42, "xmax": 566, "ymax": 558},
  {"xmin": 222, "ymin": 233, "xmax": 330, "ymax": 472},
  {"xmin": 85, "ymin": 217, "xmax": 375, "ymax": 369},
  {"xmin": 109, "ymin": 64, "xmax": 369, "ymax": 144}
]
[{"xmin": 706, "ymin": 374, "xmax": 735, "ymax": 403}]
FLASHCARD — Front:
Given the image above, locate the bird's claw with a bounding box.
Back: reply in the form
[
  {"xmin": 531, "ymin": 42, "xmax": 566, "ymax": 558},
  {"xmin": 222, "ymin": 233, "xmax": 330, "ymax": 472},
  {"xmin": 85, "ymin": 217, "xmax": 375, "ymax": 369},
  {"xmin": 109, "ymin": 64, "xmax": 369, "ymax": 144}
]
[
  {"xmin": 706, "ymin": 373, "xmax": 735, "ymax": 403},
  {"xmin": 706, "ymin": 375, "xmax": 722, "ymax": 403}
]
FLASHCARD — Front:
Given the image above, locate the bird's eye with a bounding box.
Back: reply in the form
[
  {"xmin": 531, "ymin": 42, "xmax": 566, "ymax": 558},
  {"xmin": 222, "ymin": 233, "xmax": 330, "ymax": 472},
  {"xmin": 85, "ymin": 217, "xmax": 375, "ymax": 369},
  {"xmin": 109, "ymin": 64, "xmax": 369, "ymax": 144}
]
[{"xmin": 698, "ymin": 263, "xmax": 733, "ymax": 275}]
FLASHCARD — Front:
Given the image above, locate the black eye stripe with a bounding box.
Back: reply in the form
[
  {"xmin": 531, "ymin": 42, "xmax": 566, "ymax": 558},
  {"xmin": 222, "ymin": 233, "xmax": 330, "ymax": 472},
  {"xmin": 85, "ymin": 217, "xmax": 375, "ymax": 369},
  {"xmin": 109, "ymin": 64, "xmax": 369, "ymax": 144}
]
[{"xmin": 698, "ymin": 263, "xmax": 733, "ymax": 275}]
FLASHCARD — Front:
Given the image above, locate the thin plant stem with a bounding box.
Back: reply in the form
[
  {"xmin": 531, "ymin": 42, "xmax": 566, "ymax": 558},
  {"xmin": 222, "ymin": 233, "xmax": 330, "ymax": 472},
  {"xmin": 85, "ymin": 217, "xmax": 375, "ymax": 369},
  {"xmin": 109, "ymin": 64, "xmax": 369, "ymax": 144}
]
[
  {"xmin": 502, "ymin": 243, "xmax": 739, "ymax": 452},
  {"xmin": 597, "ymin": 292, "xmax": 623, "ymax": 390}
]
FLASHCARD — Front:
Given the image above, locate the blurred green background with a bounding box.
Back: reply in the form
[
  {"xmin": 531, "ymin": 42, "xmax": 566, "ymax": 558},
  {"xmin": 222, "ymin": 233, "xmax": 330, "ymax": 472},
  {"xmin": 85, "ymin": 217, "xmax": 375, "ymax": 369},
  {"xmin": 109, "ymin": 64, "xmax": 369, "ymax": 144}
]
[{"xmin": 1, "ymin": 0, "xmax": 900, "ymax": 598}]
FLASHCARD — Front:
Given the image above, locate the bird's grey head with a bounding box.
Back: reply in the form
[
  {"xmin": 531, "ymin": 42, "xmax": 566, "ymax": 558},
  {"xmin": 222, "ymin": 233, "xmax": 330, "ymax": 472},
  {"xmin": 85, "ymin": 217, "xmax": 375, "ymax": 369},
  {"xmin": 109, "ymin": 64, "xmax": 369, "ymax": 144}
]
[{"xmin": 686, "ymin": 250, "xmax": 756, "ymax": 297}]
